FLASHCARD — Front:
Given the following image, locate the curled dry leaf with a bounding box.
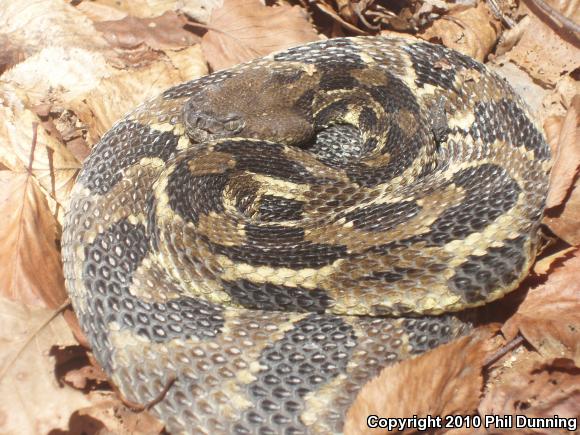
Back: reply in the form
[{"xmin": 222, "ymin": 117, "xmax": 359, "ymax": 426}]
[
  {"xmin": 344, "ymin": 326, "xmax": 500, "ymax": 435},
  {"xmin": 201, "ymin": 0, "xmax": 320, "ymax": 71},
  {"xmin": 94, "ymin": 11, "xmax": 199, "ymax": 51},
  {"xmin": 494, "ymin": 15, "xmax": 530, "ymax": 57},
  {"xmin": 418, "ymin": 1, "xmax": 501, "ymax": 61},
  {"xmin": 314, "ymin": 1, "xmax": 368, "ymax": 35},
  {"xmin": 533, "ymin": 246, "xmax": 576, "ymax": 275},
  {"xmin": 502, "ymin": 248, "xmax": 580, "ymax": 363},
  {"xmin": 543, "ymin": 95, "xmax": 580, "ymax": 245}
]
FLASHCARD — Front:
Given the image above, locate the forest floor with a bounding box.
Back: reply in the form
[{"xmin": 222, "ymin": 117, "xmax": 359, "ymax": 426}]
[{"xmin": 0, "ymin": 0, "xmax": 578, "ymax": 433}]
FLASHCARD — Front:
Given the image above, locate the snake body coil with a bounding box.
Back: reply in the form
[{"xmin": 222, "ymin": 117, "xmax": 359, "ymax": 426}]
[{"xmin": 62, "ymin": 37, "xmax": 551, "ymax": 434}]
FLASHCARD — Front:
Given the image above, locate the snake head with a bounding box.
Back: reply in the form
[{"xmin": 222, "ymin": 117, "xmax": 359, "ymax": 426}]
[{"xmin": 183, "ymin": 102, "xmax": 245, "ymax": 144}]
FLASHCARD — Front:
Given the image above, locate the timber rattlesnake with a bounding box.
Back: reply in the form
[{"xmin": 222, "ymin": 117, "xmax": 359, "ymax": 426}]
[{"xmin": 62, "ymin": 37, "xmax": 551, "ymax": 434}]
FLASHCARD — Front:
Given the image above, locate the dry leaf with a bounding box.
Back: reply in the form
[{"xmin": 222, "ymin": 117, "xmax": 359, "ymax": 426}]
[
  {"xmin": 543, "ymin": 96, "xmax": 580, "ymax": 245},
  {"xmin": 62, "ymin": 397, "xmax": 166, "ymax": 434},
  {"xmin": 0, "ymin": 297, "xmax": 90, "ymax": 433},
  {"xmin": 1, "ymin": 47, "xmax": 113, "ymax": 105},
  {"xmin": 71, "ymin": 54, "xmax": 207, "ymax": 143},
  {"xmin": 500, "ymin": 1, "xmax": 580, "ymax": 87},
  {"xmin": 533, "ymin": 246, "xmax": 576, "ymax": 275},
  {"xmin": 164, "ymin": 44, "xmax": 209, "ymax": 80},
  {"xmin": 502, "ymin": 248, "xmax": 580, "ymax": 363},
  {"xmin": 0, "ymin": 0, "xmax": 110, "ymax": 59},
  {"xmin": 545, "ymin": 95, "xmax": 580, "ymax": 209},
  {"xmin": 0, "ymin": 171, "xmax": 66, "ymax": 308},
  {"xmin": 0, "ymin": 98, "xmax": 80, "ymax": 223},
  {"xmin": 495, "ymin": 15, "xmax": 529, "ymax": 57},
  {"xmin": 73, "ymin": 0, "xmax": 127, "ymax": 22},
  {"xmin": 418, "ymin": 2, "xmax": 500, "ymax": 61},
  {"xmin": 344, "ymin": 327, "xmax": 499, "ymax": 435},
  {"xmin": 0, "ymin": 33, "xmax": 28, "ymax": 74},
  {"xmin": 94, "ymin": 11, "xmax": 199, "ymax": 50},
  {"xmin": 314, "ymin": 1, "xmax": 368, "ymax": 35},
  {"xmin": 179, "ymin": 0, "xmax": 224, "ymax": 24},
  {"xmin": 50, "ymin": 345, "xmax": 109, "ymax": 391},
  {"xmin": 201, "ymin": 0, "xmax": 320, "ymax": 71},
  {"xmin": 83, "ymin": 0, "xmax": 182, "ymax": 19},
  {"xmin": 481, "ymin": 356, "xmax": 580, "ymax": 430},
  {"xmin": 489, "ymin": 61, "xmax": 550, "ymax": 119}
]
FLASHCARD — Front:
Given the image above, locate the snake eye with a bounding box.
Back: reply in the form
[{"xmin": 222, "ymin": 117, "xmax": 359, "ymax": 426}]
[{"xmin": 223, "ymin": 115, "xmax": 244, "ymax": 133}]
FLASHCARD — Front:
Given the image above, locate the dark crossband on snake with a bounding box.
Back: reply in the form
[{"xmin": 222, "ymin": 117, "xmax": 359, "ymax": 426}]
[{"xmin": 62, "ymin": 37, "xmax": 551, "ymax": 434}]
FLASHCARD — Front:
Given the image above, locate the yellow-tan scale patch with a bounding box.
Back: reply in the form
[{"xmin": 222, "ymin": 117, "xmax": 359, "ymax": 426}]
[{"xmin": 145, "ymin": 169, "xmax": 229, "ymax": 304}]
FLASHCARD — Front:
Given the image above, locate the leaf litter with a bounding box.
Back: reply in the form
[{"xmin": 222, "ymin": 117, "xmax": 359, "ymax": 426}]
[{"xmin": 0, "ymin": 0, "xmax": 578, "ymax": 433}]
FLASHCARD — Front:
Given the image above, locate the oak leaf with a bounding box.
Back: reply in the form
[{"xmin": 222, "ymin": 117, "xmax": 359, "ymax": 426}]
[
  {"xmin": 345, "ymin": 326, "xmax": 499, "ymax": 434},
  {"xmin": 201, "ymin": 0, "xmax": 320, "ymax": 71}
]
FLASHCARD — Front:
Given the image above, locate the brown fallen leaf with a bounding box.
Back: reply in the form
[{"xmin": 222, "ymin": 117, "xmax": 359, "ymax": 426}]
[
  {"xmin": 500, "ymin": 0, "xmax": 580, "ymax": 87},
  {"xmin": 543, "ymin": 95, "xmax": 580, "ymax": 245},
  {"xmin": 533, "ymin": 246, "xmax": 576, "ymax": 275},
  {"xmin": 50, "ymin": 345, "xmax": 109, "ymax": 392},
  {"xmin": 0, "ymin": 0, "xmax": 109, "ymax": 55},
  {"xmin": 480, "ymin": 356, "xmax": 580, "ymax": 430},
  {"xmin": 0, "ymin": 171, "xmax": 66, "ymax": 308},
  {"xmin": 201, "ymin": 0, "xmax": 320, "ymax": 71},
  {"xmin": 0, "ymin": 99, "xmax": 81, "ymax": 224},
  {"xmin": 0, "ymin": 297, "xmax": 90, "ymax": 433},
  {"xmin": 49, "ymin": 345, "xmax": 164, "ymax": 434},
  {"xmin": 0, "ymin": 33, "xmax": 28, "ymax": 74},
  {"xmin": 344, "ymin": 326, "xmax": 500, "ymax": 435},
  {"xmin": 94, "ymin": 11, "xmax": 200, "ymax": 51},
  {"xmin": 502, "ymin": 248, "xmax": 580, "ymax": 363},
  {"xmin": 545, "ymin": 95, "xmax": 580, "ymax": 209},
  {"xmin": 313, "ymin": 0, "xmax": 370, "ymax": 35},
  {"xmin": 418, "ymin": 2, "xmax": 501, "ymax": 61},
  {"xmin": 63, "ymin": 397, "xmax": 165, "ymax": 435},
  {"xmin": 72, "ymin": 53, "xmax": 207, "ymax": 143}
]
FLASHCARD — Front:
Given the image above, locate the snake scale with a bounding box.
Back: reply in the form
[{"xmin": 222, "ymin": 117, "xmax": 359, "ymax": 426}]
[{"xmin": 62, "ymin": 37, "xmax": 551, "ymax": 434}]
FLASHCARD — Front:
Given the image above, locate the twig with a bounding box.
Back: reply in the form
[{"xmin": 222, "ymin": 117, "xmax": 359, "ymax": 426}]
[
  {"xmin": 483, "ymin": 335, "xmax": 525, "ymax": 367},
  {"xmin": 352, "ymin": 4, "xmax": 381, "ymax": 31},
  {"xmin": 527, "ymin": 0, "xmax": 580, "ymax": 34},
  {"xmin": 485, "ymin": 0, "xmax": 516, "ymax": 28},
  {"xmin": 27, "ymin": 122, "xmax": 39, "ymax": 175},
  {"xmin": 120, "ymin": 375, "xmax": 177, "ymax": 412}
]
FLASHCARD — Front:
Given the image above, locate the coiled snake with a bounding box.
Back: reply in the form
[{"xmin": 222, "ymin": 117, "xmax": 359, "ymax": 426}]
[{"xmin": 62, "ymin": 37, "xmax": 551, "ymax": 434}]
